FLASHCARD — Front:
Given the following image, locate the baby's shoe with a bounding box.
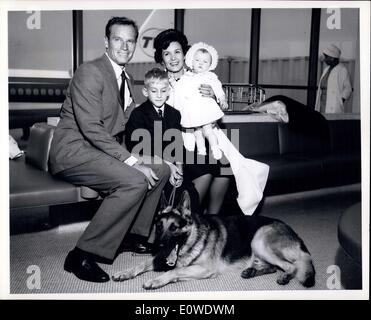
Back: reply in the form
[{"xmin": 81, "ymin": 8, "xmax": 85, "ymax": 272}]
[
  {"xmin": 211, "ymin": 146, "xmax": 222, "ymax": 160},
  {"xmin": 197, "ymin": 147, "xmax": 207, "ymax": 156},
  {"xmin": 182, "ymin": 132, "xmax": 196, "ymax": 151}
]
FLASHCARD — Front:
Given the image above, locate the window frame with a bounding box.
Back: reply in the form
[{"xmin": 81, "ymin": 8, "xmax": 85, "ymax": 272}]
[{"xmin": 8, "ymin": 8, "xmax": 352, "ymax": 111}]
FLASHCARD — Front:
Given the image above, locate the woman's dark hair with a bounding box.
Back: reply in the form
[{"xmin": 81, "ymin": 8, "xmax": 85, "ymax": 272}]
[
  {"xmin": 153, "ymin": 29, "xmax": 189, "ymax": 63},
  {"xmin": 105, "ymin": 16, "xmax": 139, "ymax": 41}
]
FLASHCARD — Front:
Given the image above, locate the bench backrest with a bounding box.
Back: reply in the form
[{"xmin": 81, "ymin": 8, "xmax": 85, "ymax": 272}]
[
  {"xmin": 25, "ymin": 123, "xmax": 56, "ymax": 172},
  {"xmin": 25, "ymin": 122, "xmax": 99, "ymax": 200}
]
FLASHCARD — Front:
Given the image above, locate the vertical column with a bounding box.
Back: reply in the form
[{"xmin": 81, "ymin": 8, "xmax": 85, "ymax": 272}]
[
  {"xmin": 249, "ymin": 9, "xmax": 261, "ymax": 85},
  {"xmin": 307, "ymin": 8, "xmax": 321, "ymax": 108},
  {"xmin": 72, "ymin": 10, "xmax": 83, "ymax": 74},
  {"xmin": 174, "ymin": 9, "xmax": 185, "ymax": 33}
]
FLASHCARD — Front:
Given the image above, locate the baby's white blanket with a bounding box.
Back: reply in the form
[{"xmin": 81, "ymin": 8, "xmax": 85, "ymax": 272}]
[
  {"xmin": 182, "ymin": 128, "xmax": 270, "ymax": 215},
  {"xmin": 215, "ymin": 127, "xmax": 270, "ymax": 215}
]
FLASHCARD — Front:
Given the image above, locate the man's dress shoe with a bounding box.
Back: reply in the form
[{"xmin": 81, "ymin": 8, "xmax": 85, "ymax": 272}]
[
  {"xmin": 120, "ymin": 241, "xmax": 153, "ymax": 254},
  {"xmin": 64, "ymin": 249, "xmax": 110, "ymax": 283}
]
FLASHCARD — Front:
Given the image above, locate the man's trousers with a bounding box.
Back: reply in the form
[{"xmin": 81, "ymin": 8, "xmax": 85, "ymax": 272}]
[{"xmin": 57, "ymin": 152, "xmax": 170, "ymax": 260}]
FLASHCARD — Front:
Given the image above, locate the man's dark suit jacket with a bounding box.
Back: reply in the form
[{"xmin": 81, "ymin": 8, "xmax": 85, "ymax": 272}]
[
  {"xmin": 49, "ymin": 54, "xmax": 136, "ymax": 174},
  {"xmin": 125, "ymin": 99, "xmax": 183, "ymax": 162}
]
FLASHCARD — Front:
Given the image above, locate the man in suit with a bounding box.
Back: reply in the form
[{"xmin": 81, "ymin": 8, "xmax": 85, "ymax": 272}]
[
  {"xmin": 49, "ymin": 17, "xmax": 170, "ymax": 283},
  {"xmin": 125, "ymin": 68, "xmax": 200, "ymax": 213}
]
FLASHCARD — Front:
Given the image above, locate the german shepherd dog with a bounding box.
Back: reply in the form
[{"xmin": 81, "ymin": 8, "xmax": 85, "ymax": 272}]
[{"xmin": 112, "ymin": 191, "xmax": 315, "ymax": 289}]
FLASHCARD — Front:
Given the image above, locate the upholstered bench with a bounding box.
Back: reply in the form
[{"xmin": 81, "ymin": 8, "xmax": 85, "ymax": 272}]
[
  {"xmin": 10, "ymin": 118, "xmax": 361, "ymax": 226},
  {"xmin": 338, "ymin": 202, "xmax": 362, "ymax": 264},
  {"xmin": 9, "ymin": 123, "xmax": 100, "ymax": 212}
]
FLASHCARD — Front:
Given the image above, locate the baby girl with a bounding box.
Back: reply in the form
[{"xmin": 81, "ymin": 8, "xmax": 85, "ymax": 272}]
[{"xmin": 173, "ymin": 42, "xmax": 228, "ymax": 160}]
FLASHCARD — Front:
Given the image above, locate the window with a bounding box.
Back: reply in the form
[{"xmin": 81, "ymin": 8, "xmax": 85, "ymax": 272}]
[
  {"xmin": 8, "ymin": 11, "xmax": 73, "ymax": 78},
  {"xmin": 184, "ymin": 9, "xmax": 251, "ymax": 84},
  {"xmin": 8, "ymin": 11, "xmax": 73, "ymax": 104},
  {"xmin": 7, "ymin": 8, "xmax": 361, "ymax": 114},
  {"xmin": 259, "ymin": 9, "xmax": 312, "ymax": 86},
  {"xmin": 318, "ymin": 8, "xmax": 359, "ymax": 113}
]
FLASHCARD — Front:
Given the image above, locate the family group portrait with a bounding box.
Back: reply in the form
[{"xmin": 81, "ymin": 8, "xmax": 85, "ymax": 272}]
[{"xmin": 3, "ymin": 0, "xmax": 369, "ymax": 301}]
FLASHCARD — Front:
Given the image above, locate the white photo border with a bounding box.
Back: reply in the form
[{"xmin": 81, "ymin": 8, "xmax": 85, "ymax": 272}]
[{"xmin": 1, "ymin": 0, "xmax": 369, "ymax": 300}]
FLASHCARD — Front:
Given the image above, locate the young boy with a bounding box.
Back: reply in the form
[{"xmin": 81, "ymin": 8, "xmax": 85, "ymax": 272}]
[{"xmin": 125, "ymin": 68, "xmax": 200, "ymax": 212}]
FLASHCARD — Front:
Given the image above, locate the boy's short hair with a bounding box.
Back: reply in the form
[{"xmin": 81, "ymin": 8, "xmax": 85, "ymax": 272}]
[{"xmin": 144, "ymin": 68, "xmax": 169, "ymax": 87}]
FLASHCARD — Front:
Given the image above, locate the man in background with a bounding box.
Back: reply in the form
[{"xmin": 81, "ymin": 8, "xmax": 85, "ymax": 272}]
[{"xmin": 315, "ymin": 44, "xmax": 352, "ymax": 113}]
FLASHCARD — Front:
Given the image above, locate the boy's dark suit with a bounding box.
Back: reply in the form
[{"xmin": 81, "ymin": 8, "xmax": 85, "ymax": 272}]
[
  {"xmin": 125, "ymin": 100, "xmax": 200, "ymax": 212},
  {"xmin": 49, "ymin": 54, "xmax": 170, "ymax": 261},
  {"xmin": 125, "ymin": 99, "xmax": 182, "ymax": 159}
]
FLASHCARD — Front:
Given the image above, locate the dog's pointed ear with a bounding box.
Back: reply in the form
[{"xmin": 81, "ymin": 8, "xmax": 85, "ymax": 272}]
[
  {"xmin": 158, "ymin": 191, "xmax": 172, "ymax": 215},
  {"xmin": 177, "ymin": 191, "xmax": 192, "ymax": 218}
]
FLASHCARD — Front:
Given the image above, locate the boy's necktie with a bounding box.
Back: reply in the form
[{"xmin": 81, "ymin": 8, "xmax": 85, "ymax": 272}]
[{"xmin": 158, "ymin": 109, "xmax": 163, "ymax": 118}]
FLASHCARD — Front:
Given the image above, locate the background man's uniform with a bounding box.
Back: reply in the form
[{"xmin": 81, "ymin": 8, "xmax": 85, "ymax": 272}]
[{"xmin": 315, "ymin": 44, "xmax": 352, "ymax": 113}]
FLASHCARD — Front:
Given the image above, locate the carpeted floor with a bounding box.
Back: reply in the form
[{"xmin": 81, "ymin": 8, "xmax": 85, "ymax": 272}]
[{"xmin": 9, "ymin": 184, "xmax": 363, "ymax": 295}]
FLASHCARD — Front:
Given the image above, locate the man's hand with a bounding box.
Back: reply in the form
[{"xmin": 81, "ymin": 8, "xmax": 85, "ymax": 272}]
[
  {"xmin": 199, "ymin": 84, "xmax": 216, "ymax": 99},
  {"xmin": 165, "ymin": 161, "xmax": 183, "ymax": 187},
  {"xmin": 132, "ymin": 163, "xmax": 159, "ymax": 189},
  {"xmin": 242, "ymin": 101, "xmax": 261, "ymax": 111}
]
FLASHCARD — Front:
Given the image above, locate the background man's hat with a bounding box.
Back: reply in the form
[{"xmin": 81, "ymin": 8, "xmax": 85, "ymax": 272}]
[{"xmin": 323, "ymin": 44, "xmax": 341, "ymax": 58}]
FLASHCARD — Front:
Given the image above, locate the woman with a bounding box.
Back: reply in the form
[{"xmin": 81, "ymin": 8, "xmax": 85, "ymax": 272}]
[{"xmin": 153, "ymin": 29, "xmax": 230, "ymax": 215}]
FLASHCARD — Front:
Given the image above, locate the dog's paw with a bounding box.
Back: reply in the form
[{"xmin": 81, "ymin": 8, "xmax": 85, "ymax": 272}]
[
  {"xmin": 276, "ymin": 273, "xmax": 292, "ymax": 285},
  {"xmin": 143, "ymin": 278, "xmax": 167, "ymax": 290},
  {"xmin": 112, "ymin": 270, "xmax": 135, "ymax": 282},
  {"xmin": 241, "ymin": 268, "xmax": 257, "ymax": 279}
]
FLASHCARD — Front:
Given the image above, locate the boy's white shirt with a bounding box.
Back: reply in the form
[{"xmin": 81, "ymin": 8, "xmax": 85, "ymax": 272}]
[{"xmin": 152, "ymin": 104, "xmax": 165, "ymax": 114}]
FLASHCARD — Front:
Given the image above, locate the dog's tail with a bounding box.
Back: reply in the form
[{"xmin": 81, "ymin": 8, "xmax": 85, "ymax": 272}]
[{"xmin": 294, "ymin": 252, "xmax": 315, "ymax": 288}]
